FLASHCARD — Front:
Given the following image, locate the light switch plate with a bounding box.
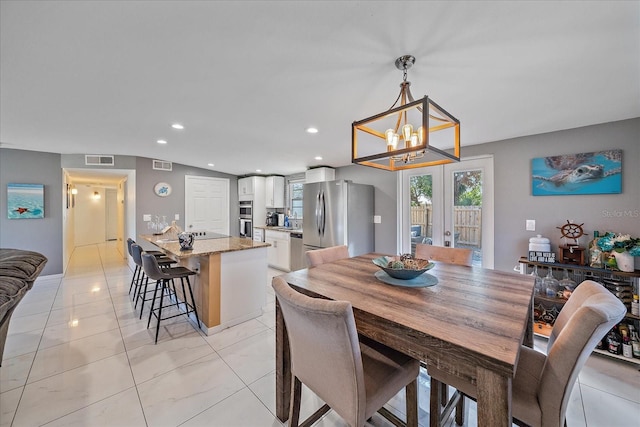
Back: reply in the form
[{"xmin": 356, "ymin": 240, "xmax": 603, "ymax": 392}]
[
  {"xmin": 143, "ymin": 214, "xmax": 151, "ymax": 222},
  {"xmin": 175, "ymin": 214, "xmax": 179, "ymax": 220},
  {"xmin": 374, "ymin": 215, "xmax": 381, "ymax": 224},
  {"xmin": 526, "ymin": 219, "xmax": 536, "ymax": 231}
]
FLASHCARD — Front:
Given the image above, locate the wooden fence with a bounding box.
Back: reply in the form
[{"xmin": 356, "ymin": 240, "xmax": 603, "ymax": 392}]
[{"xmin": 410, "ymin": 205, "xmax": 482, "ymax": 247}]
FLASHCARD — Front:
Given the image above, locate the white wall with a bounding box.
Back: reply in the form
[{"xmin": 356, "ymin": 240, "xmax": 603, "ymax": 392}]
[{"xmin": 74, "ymin": 186, "xmax": 106, "ymax": 246}]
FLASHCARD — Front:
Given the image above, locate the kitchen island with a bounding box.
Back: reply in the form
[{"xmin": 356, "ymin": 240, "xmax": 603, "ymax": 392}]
[{"xmin": 140, "ymin": 233, "xmax": 270, "ymax": 335}]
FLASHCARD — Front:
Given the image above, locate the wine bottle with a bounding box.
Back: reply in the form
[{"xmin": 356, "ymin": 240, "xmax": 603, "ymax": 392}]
[
  {"xmin": 589, "ymin": 231, "xmax": 603, "ymax": 268},
  {"xmin": 621, "ymin": 329, "xmax": 633, "ymax": 358}
]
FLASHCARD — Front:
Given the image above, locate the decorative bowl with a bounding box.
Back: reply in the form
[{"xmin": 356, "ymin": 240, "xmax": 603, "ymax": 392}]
[{"xmin": 372, "ymin": 256, "xmax": 435, "ymax": 280}]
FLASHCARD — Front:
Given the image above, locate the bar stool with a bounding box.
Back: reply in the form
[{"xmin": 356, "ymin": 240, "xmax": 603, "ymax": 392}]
[
  {"xmin": 141, "ymin": 253, "xmax": 200, "ymax": 343},
  {"xmin": 130, "ymin": 243, "xmax": 175, "ymax": 316},
  {"xmin": 126, "ymin": 238, "xmax": 171, "ymax": 296}
]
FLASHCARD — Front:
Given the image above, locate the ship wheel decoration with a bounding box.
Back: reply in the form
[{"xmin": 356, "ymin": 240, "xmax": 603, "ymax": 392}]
[{"xmin": 556, "ymin": 220, "xmax": 585, "ymax": 248}]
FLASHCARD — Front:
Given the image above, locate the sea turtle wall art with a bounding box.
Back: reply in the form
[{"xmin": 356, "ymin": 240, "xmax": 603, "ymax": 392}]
[
  {"xmin": 7, "ymin": 183, "xmax": 45, "ymax": 219},
  {"xmin": 531, "ymin": 150, "xmax": 622, "ymax": 196}
]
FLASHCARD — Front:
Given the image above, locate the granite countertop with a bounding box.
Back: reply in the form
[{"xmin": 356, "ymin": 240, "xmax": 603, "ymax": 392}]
[
  {"xmin": 255, "ymin": 226, "xmax": 303, "ymax": 234},
  {"xmin": 140, "ymin": 234, "xmax": 270, "ymax": 258}
]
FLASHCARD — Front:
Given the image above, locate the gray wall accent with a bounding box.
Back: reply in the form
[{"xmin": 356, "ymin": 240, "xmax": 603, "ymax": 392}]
[
  {"xmin": 0, "ymin": 148, "xmax": 63, "ymax": 275},
  {"xmin": 134, "ymin": 157, "xmax": 239, "ymax": 242},
  {"xmin": 335, "ymin": 165, "xmax": 398, "ymax": 255},
  {"xmin": 462, "ymin": 117, "xmax": 639, "ymax": 272}
]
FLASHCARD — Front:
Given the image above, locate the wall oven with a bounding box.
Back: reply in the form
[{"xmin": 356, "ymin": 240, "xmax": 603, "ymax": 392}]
[{"xmin": 239, "ymin": 201, "xmax": 253, "ymax": 238}]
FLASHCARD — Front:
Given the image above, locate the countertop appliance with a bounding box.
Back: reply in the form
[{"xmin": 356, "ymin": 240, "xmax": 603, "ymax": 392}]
[
  {"xmin": 266, "ymin": 212, "xmax": 278, "ymax": 226},
  {"xmin": 303, "ymin": 180, "xmax": 374, "ymax": 258},
  {"xmin": 239, "ymin": 200, "xmax": 253, "ymax": 238}
]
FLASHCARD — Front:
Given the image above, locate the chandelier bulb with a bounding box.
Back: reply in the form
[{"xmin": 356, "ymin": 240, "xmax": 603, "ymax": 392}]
[
  {"xmin": 417, "ymin": 126, "xmax": 425, "ymax": 144},
  {"xmin": 385, "ymin": 129, "xmax": 395, "ymax": 146},
  {"xmin": 410, "ymin": 132, "xmax": 419, "ymax": 147},
  {"xmin": 402, "ymin": 124, "xmax": 413, "ymax": 143},
  {"xmin": 391, "ymin": 134, "xmax": 399, "ymax": 150}
]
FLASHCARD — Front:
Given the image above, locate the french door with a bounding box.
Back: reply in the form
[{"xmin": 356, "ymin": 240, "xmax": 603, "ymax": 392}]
[{"xmin": 398, "ymin": 156, "xmax": 494, "ymax": 268}]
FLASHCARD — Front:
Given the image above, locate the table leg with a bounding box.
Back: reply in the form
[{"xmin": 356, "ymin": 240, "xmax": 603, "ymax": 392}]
[
  {"xmin": 476, "ymin": 367, "xmax": 512, "ymax": 427},
  {"xmin": 275, "ymin": 299, "xmax": 291, "ymax": 422},
  {"xmin": 523, "ymin": 297, "xmax": 534, "ymax": 348}
]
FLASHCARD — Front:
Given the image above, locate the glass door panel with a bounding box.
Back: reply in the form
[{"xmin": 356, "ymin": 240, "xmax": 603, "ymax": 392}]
[{"xmin": 399, "ymin": 156, "xmax": 494, "ymax": 268}]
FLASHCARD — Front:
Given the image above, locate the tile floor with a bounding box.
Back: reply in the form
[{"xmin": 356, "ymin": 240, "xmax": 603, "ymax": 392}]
[{"xmin": 1, "ymin": 242, "xmax": 638, "ymax": 426}]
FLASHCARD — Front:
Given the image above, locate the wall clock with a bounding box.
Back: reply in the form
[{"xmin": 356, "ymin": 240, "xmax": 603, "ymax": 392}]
[{"xmin": 154, "ymin": 182, "xmax": 172, "ymax": 197}]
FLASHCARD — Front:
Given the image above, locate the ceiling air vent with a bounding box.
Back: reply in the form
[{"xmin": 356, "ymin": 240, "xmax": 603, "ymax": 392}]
[
  {"xmin": 85, "ymin": 155, "xmax": 114, "ymax": 166},
  {"xmin": 152, "ymin": 159, "xmax": 172, "ymax": 171}
]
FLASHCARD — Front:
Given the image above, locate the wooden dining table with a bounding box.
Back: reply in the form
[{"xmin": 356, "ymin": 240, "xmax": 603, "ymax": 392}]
[{"xmin": 275, "ymin": 253, "xmax": 534, "ymax": 427}]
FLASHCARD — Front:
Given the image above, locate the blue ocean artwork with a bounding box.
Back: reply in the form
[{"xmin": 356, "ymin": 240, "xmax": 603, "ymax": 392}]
[
  {"xmin": 531, "ymin": 150, "xmax": 622, "ymax": 196},
  {"xmin": 7, "ymin": 183, "xmax": 45, "ymax": 219}
]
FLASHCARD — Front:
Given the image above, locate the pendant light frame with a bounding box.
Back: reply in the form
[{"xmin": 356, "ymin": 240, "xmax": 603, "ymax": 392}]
[{"xmin": 352, "ymin": 56, "xmax": 461, "ymax": 171}]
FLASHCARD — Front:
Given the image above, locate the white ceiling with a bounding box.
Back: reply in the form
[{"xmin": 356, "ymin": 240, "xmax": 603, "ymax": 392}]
[{"xmin": 1, "ymin": 1, "xmax": 639, "ymax": 178}]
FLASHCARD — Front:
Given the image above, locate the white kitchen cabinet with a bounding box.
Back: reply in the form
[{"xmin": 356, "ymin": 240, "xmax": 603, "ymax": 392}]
[
  {"xmin": 305, "ymin": 167, "xmax": 335, "ymax": 183},
  {"xmin": 266, "ymin": 176, "xmax": 285, "ymax": 208},
  {"xmin": 265, "ymin": 230, "xmax": 290, "ymax": 271},
  {"xmin": 238, "ymin": 176, "xmax": 265, "ymax": 202}
]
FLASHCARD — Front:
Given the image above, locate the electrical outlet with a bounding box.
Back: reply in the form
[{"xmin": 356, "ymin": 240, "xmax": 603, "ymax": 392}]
[
  {"xmin": 143, "ymin": 214, "xmax": 151, "ymax": 222},
  {"xmin": 374, "ymin": 215, "xmax": 381, "ymax": 224},
  {"xmin": 175, "ymin": 214, "xmax": 179, "ymax": 220},
  {"xmin": 526, "ymin": 219, "xmax": 536, "ymax": 231}
]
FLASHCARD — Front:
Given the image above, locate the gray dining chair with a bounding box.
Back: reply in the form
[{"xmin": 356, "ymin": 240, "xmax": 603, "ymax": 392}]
[
  {"xmin": 427, "ymin": 279, "xmax": 626, "ymax": 427},
  {"xmin": 272, "ymin": 276, "xmax": 419, "ymax": 427},
  {"xmin": 306, "ymin": 245, "xmax": 349, "ymax": 267},
  {"xmin": 414, "ymin": 244, "xmax": 473, "ymax": 267}
]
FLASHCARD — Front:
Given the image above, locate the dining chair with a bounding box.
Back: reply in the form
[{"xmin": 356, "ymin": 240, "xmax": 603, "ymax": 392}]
[
  {"xmin": 414, "ymin": 244, "xmax": 473, "ymax": 267},
  {"xmin": 272, "ymin": 276, "xmax": 420, "ymax": 427},
  {"xmin": 306, "ymin": 245, "xmax": 349, "ymax": 267},
  {"xmin": 427, "ymin": 279, "xmax": 626, "ymax": 427}
]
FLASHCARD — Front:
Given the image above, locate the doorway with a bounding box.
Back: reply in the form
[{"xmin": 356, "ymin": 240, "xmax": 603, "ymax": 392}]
[
  {"xmin": 185, "ymin": 175, "xmax": 230, "ymax": 234},
  {"xmin": 63, "ymin": 168, "xmax": 136, "ymax": 271},
  {"xmin": 398, "ymin": 156, "xmax": 494, "ymax": 268}
]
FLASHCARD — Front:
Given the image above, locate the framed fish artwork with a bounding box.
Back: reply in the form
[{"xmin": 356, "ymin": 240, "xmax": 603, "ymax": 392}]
[
  {"xmin": 7, "ymin": 183, "xmax": 45, "ymax": 219},
  {"xmin": 531, "ymin": 150, "xmax": 622, "ymax": 196}
]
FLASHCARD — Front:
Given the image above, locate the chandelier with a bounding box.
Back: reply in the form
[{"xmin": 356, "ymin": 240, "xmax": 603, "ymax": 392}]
[{"xmin": 352, "ymin": 55, "xmax": 460, "ymax": 171}]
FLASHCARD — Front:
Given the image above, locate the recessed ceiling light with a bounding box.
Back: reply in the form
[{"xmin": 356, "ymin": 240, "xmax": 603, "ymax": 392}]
[
  {"xmin": 315, "ymin": 156, "xmax": 323, "ymax": 160},
  {"xmin": 306, "ymin": 127, "xmax": 319, "ymax": 134},
  {"xmin": 207, "ymin": 163, "xmax": 214, "ymax": 167},
  {"xmin": 171, "ymin": 123, "xmax": 184, "ymax": 130},
  {"xmin": 157, "ymin": 139, "xmax": 167, "ymax": 144},
  {"xmin": 256, "ymin": 169, "xmax": 262, "ymax": 173}
]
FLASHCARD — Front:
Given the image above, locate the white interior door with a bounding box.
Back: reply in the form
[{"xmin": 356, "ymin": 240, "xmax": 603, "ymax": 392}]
[
  {"xmin": 399, "ymin": 156, "xmax": 494, "ymax": 268},
  {"xmin": 105, "ymin": 189, "xmax": 118, "ymax": 241},
  {"xmin": 185, "ymin": 176, "xmax": 230, "ymax": 234}
]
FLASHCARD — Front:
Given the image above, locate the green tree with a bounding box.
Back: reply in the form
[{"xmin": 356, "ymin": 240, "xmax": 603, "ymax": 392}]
[
  {"xmin": 410, "ymin": 175, "xmax": 432, "ymax": 206},
  {"xmin": 454, "ymin": 171, "xmax": 482, "ymax": 206}
]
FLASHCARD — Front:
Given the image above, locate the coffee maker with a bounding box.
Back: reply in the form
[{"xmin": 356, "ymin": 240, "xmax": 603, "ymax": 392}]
[{"xmin": 266, "ymin": 212, "xmax": 278, "ymax": 226}]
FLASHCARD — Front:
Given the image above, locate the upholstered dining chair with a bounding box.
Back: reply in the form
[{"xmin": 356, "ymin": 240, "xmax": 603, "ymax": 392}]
[
  {"xmin": 427, "ymin": 279, "xmax": 626, "ymax": 427},
  {"xmin": 414, "ymin": 244, "xmax": 473, "ymax": 267},
  {"xmin": 306, "ymin": 245, "xmax": 350, "ymax": 267},
  {"xmin": 272, "ymin": 276, "xmax": 420, "ymax": 427}
]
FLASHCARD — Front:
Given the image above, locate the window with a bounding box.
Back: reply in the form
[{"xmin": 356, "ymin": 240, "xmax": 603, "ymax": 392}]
[{"xmin": 289, "ymin": 181, "xmax": 304, "ymax": 219}]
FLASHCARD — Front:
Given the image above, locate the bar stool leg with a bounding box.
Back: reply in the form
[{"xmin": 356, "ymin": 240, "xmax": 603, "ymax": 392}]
[
  {"xmin": 129, "ymin": 264, "xmax": 139, "ymax": 295},
  {"xmin": 147, "ymin": 279, "xmax": 162, "ymax": 329},
  {"xmin": 154, "ymin": 279, "xmax": 168, "ymax": 344},
  {"xmin": 185, "ymin": 276, "xmax": 200, "ymax": 329}
]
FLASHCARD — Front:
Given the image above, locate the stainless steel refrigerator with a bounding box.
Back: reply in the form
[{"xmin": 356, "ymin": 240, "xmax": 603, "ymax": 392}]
[{"xmin": 303, "ymin": 180, "xmax": 374, "ymax": 259}]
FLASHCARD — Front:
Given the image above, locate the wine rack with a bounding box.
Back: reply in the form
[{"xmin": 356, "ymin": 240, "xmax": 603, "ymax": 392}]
[{"xmin": 519, "ymin": 257, "xmax": 640, "ymax": 366}]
